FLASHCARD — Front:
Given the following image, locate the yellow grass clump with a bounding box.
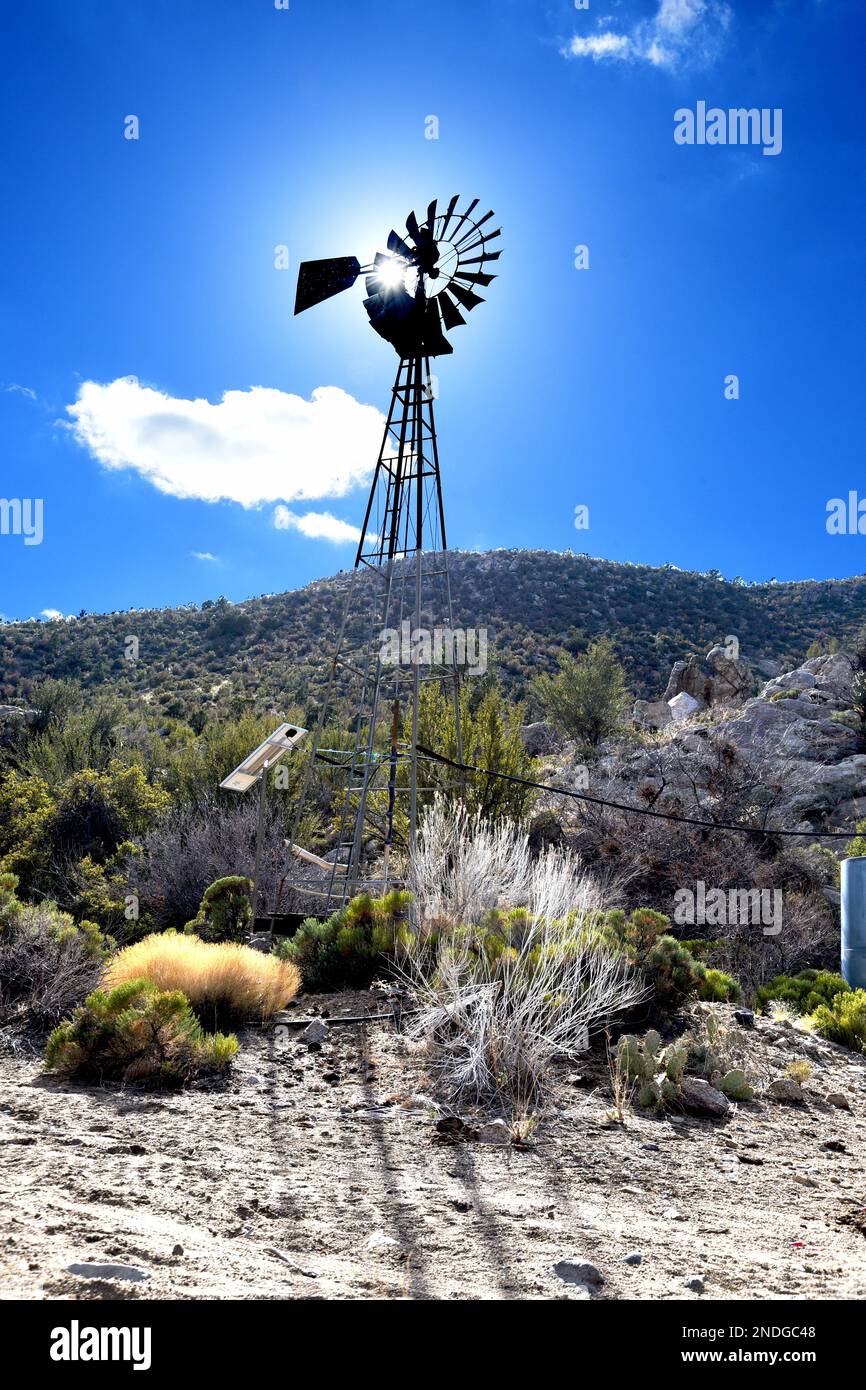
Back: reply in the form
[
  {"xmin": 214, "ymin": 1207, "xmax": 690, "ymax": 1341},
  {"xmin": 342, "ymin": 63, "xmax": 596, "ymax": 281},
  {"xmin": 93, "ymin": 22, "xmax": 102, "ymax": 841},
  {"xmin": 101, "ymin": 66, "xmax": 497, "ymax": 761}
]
[{"xmin": 104, "ymin": 932, "xmax": 300, "ymax": 1027}]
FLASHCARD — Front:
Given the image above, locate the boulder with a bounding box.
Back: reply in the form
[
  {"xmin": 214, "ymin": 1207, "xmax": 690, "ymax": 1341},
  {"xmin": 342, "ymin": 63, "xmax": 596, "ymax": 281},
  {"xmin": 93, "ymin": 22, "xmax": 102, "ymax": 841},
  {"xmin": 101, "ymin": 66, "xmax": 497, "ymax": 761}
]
[
  {"xmin": 664, "ymin": 656, "xmax": 712, "ymax": 707},
  {"xmin": 827, "ymin": 1092, "xmax": 851, "ymax": 1111},
  {"xmin": 669, "ymin": 691, "xmax": 701, "ymax": 724},
  {"xmin": 633, "ymin": 699, "xmax": 672, "ymax": 732},
  {"xmin": 302, "ymin": 1019, "xmax": 328, "ymax": 1046},
  {"xmin": 766, "ymin": 1078, "xmax": 805, "ymax": 1104},
  {"xmin": 477, "ymin": 1119, "xmax": 512, "ymax": 1145},
  {"xmin": 678, "ymin": 1076, "xmax": 729, "ymax": 1118},
  {"xmin": 706, "ymin": 646, "xmax": 753, "ymax": 703},
  {"xmin": 554, "ymin": 1258, "xmax": 604, "ymax": 1287}
]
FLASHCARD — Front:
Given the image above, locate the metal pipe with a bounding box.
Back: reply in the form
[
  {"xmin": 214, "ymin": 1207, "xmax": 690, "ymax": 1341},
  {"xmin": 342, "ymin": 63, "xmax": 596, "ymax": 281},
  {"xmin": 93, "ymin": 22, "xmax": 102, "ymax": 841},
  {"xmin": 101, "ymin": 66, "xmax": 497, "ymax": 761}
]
[
  {"xmin": 841, "ymin": 856, "xmax": 866, "ymax": 989},
  {"xmin": 252, "ymin": 758, "xmax": 269, "ymax": 926}
]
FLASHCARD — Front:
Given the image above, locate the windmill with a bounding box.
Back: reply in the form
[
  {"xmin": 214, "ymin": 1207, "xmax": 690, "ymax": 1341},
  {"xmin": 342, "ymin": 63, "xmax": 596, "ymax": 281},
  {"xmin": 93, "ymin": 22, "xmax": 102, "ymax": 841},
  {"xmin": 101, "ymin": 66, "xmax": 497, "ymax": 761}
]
[{"xmin": 284, "ymin": 196, "xmax": 501, "ymax": 912}]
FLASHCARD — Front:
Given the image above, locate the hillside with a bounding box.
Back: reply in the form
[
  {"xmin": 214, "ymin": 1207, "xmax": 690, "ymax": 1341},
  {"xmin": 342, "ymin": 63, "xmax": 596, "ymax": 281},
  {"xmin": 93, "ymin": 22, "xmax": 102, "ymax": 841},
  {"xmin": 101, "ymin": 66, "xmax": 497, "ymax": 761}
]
[{"xmin": 2, "ymin": 550, "xmax": 865, "ymax": 717}]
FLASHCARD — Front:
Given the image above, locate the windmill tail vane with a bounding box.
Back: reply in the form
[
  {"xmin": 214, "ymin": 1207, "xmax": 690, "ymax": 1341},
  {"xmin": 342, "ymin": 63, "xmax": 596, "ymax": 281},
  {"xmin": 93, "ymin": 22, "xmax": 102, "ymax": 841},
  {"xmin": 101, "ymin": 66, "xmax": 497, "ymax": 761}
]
[{"xmin": 279, "ymin": 197, "xmax": 501, "ymax": 917}]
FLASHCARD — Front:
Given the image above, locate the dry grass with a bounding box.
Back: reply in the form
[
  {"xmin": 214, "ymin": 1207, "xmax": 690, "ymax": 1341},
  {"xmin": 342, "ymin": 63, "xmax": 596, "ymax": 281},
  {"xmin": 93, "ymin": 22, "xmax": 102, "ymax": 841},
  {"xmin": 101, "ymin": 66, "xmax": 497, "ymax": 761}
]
[{"xmin": 104, "ymin": 933, "xmax": 299, "ymax": 1028}]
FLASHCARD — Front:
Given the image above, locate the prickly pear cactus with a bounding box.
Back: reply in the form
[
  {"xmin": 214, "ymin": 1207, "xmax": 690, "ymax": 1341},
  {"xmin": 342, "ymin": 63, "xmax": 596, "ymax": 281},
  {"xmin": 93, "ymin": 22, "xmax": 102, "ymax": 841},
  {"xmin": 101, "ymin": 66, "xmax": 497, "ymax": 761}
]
[
  {"xmin": 720, "ymin": 1068, "xmax": 754, "ymax": 1102},
  {"xmin": 665, "ymin": 1045, "xmax": 687, "ymax": 1082}
]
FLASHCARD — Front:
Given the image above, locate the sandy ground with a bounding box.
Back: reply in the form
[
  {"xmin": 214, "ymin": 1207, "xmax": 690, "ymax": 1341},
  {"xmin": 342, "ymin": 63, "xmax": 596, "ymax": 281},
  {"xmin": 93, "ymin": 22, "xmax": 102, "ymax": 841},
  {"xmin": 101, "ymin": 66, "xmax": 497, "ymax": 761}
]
[{"xmin": 1, "ymin": 999, "xmax": 865, "ymax": 1301}]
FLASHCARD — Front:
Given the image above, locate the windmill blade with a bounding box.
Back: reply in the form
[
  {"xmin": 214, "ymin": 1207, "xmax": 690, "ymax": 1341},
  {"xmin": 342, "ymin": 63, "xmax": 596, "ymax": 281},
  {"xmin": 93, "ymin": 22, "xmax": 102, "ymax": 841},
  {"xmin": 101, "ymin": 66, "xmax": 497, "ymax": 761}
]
[
  {"xmin": 406, "ymin": 208, "xmax": 421, "ymax": 241},
  {"xmin": 450, "ymin": 197, "xmax": 479, "ymax": 240},
  {"xmin": 454, "ymin": 228, "xmax": 502, "ymax": 258},
  {"xmin": 424, "ymin": 198, "xmax": 437, "ymax": 230},
  {"xmin": 387, "ymin": 230, "xmax": 415, "ymax": 260},
  {"xmin": 439, "ymin": 194, "xmax": 460, "ymax": 237},
  {"xmin": 294, "ymin": 256, "xmax": 361, "ymax": 314},
  {"xmin": 437, "ymin": 289, "xmax": 466, "ymax": 331},
  {"xmin": 459, "ymin": 250, "xmax": 502, "ymax": 265},
  {"xmin": 423, "ymin": 298, "xmax": 453, "ymax": 357},
  {"xmin": 447, "ymin": 280, "xmax": 485, "ymax": 312},
  {"xmin": 454, "ymin": 270, "xmax": 496, "ymax": 288},
  {"xmin": 455, "ymin": 209, "xmax": 494, "ymax": 246}
]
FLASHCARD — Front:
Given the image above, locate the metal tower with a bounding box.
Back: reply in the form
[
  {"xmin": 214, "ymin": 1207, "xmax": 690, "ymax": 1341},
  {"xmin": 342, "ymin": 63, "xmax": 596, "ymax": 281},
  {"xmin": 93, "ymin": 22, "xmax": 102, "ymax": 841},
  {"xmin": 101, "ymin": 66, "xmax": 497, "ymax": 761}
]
[{"xmin": 283, "ymin": 197, "xmax": 501, "ymax": 911}]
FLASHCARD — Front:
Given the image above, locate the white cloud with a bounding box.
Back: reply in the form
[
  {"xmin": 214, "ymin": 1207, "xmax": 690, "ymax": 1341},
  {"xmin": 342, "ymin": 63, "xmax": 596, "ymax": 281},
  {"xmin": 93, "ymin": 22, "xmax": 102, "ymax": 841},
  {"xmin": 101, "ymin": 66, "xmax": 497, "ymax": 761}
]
[
  {"xmin": 562, "ymin": 0, "xmax": 732, "ymax": 71},
  {"xmin": 40, "ymin": 608, "xmax": 67, "ymax": 621},
  {"xmin": 273, "ymin": 505, "xmax": 371, "ymax": 546},
  {"xmin": 6, "ymin": 383, "xmax": 37, "ymax": 401},
  {"xmin": 66, "ymin": 378, "xmax": 385, "ymax": 509},
  {"xmin": 564, "ymin": 32, "xmax": 631, "ymax": 60},
  {"xmin": 191, "ymin": 550, "xmax": 219, "ymax": 562}
]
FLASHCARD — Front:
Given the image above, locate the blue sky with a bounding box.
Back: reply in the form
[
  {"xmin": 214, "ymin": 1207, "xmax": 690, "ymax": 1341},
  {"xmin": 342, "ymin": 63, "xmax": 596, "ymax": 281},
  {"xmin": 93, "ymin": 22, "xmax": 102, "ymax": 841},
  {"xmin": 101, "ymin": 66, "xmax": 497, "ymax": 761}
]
[{"xmin": 1, "ymin": 0, "xmax": 864, "ymax": 622}]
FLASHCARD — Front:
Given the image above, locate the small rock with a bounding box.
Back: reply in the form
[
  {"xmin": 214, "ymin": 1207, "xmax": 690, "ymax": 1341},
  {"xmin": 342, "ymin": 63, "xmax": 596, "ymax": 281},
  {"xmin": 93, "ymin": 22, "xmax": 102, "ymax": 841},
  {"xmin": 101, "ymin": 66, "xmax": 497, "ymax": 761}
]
[
  {"xmin": 792, "ymin": 1173, "xmax": 818, "ymax": 1188},
  {"xmin": 641, "ymin": 1142, "xmax": 660, "ymax": 1152},
  {"xmin": 67, "ymin": 1263, "xmax": 149, "ymax": 1283},
  {"xmin": 554, "ymin": 1258, "xmax": 604, "ymax": 1287},
  {"xmin": 734, "ymin": 1008, "xmax": 756, "ymax": 1029},
  {"xmin": 683, "ymin": 1275, "xmax": 706, "ymax": 1293},
  {"xmin": 172, "ymin": 1244, "xmax": 184, "ymax": 1256},
  {"xmin": 823, "ymin": 1139, "xmax": 846, "ymax": 1152},
  {"xmin": 827, "ymin": 1092, "xmax": 851, "ymax": 1110},
  {"xmin": 302, "ymin": 1019, "xmax": 328, "ymax": 1046},
  {"xmin": 767, "ymin": 1078, "xmax": 805, "ymax": 1104},
  {"xmin": 477, "ymin": 1119, "xmax": 511, "ymax": 1146},
  {"xmin": 622, "ymin": 1252, "xmax": 642, "ymax": 1266},
  {"xmin": 434, "ymin": 1115, "xmax": 477, "ymax": 1144},
  {"xmin": 663, "ymin": 1207, "xmax": 686, "ymax": 1221},
  {"xmin": 679, "ymin": 1076, "xmax": 729, "ymax": 1118}
]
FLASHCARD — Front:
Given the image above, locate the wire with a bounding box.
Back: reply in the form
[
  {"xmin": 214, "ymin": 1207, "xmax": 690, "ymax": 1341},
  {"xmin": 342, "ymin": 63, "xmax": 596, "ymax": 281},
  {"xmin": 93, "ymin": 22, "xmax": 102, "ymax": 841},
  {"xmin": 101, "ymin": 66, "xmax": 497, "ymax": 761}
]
[{"xmin": 415, "ymin": 744, "xmax": 857, "ymax": 842}]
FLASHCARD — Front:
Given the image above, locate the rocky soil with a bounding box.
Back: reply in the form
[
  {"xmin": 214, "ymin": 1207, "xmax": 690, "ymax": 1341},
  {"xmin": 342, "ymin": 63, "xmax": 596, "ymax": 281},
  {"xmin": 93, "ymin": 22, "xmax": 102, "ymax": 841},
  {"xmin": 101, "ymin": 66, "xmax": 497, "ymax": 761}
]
[{"xmin": 2, "ymin": 1000, "xmax": 865, "ymax": 1301}]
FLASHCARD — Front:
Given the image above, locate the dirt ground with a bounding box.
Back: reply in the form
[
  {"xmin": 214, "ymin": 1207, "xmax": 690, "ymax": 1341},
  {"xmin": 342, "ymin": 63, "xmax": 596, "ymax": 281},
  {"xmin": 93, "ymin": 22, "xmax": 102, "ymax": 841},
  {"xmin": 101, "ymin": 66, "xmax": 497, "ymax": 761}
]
[{"xmin": 2, "ymin": 999, "xmax": 865, "ymax": 1301}]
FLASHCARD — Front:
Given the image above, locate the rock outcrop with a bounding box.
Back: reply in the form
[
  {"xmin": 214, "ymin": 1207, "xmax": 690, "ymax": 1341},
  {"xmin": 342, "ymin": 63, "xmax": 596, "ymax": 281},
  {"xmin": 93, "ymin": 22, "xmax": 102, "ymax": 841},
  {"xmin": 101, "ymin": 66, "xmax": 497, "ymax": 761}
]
[{"xmin": 625, "ymin": 649, "xmax": 863, "ymax": 834}]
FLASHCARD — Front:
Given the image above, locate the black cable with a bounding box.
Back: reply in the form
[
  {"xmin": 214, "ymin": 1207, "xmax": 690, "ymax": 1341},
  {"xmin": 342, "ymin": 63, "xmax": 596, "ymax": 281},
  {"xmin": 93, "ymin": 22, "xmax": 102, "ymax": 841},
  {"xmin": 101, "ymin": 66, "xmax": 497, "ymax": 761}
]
[{"xmin": 415, "ymin": 744, "xmax": 857, "ymax": 841}]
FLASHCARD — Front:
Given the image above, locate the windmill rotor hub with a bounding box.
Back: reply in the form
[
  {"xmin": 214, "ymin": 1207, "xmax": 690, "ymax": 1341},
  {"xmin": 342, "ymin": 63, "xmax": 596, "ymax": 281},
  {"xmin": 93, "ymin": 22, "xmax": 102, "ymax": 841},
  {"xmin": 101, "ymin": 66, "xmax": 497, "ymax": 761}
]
[{"xmin": 293, "ymin": 194, "xmax": 501, "ymax": 359}]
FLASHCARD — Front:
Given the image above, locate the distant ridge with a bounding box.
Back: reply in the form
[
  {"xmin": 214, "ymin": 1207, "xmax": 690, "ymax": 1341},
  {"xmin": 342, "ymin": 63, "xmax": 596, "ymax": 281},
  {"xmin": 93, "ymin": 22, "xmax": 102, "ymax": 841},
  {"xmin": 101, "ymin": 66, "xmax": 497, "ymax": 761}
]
[{"xmin": 2, "ymin": 550, "xmax": 864, "ymax": 713}]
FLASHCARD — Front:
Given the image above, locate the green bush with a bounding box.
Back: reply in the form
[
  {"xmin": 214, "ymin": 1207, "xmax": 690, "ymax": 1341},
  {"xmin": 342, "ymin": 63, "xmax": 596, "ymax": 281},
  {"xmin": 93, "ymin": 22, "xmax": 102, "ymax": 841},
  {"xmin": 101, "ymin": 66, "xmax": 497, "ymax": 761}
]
[
  {"xmin": 757, "ymin": 969, "xmax": 848, "ymax": 1016},
  {"xmin": 810, "ymin": 990, "xmax": 866, "ymax": 1053},
  {"xmin": 644, "ymin": 935, "xmax": 705, "ymax": 1010},
  {"xmin": 184, "ymin": 876, "xmax": 253, "ymax": 942},
  {"xmin": 276, "ymin": 890, "xmax": 413, "ymax": 993},
  {"xmin": 44, "ymin": 978, "xmax": 238, "ymax": 1083},
  {"xmin": 697, "ymin": 968, "xmax": 743, "ymax": 1004},
  {"xmin": 599, "ymin": 908, "xmax": 742, "ymax": 1015}
]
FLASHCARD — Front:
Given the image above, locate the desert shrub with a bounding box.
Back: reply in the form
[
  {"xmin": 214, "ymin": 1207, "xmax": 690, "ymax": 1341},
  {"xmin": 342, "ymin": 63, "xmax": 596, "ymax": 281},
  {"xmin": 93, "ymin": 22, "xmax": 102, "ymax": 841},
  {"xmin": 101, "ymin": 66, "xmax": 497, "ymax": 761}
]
[
  {"xmin": 45, "ymin": 978, "xmax": 237, "ymax": 1083},
  {"xmin": 130, "ymin": 798, "xmax": 288, "ymax": 932},
  {"xmin": 104, "ymin": 933, "xmax": 299, "ymax": 1028},
  {"xmin": 403, "ymin": 803, "xmax": 646, "ymax": 1106},
  {"xmin": 697, "ymin": 968, "xmax": 743, "ymax": 1003},
  {"xmin": 276, "ymin": 890, "xmax": 413, "ymax": 993},
  {"xmin": 809, "ymin": 990, "xmax": 866, "ymax": 1053},
  {"xmin": 185, "ymin": 876, "xmax": 253, "ymax": 942},
  {"xmin": 787, "ymin": 1059, "xmax": 813, "ymax": 1084},
  {"xmin": 599, "ymin": 908, "xmax": 732, "ymax": 1014},
  {"xmin": 757, "ymin": 969, "xmax": 848, "ymax": 1016},
  {"xmin": 0, "ymin": 872, "xmax": 112, "ymax": 1028},
  {"xmin": 531, "ymin": 638, "xmax": 630, "ymax": 746}
]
